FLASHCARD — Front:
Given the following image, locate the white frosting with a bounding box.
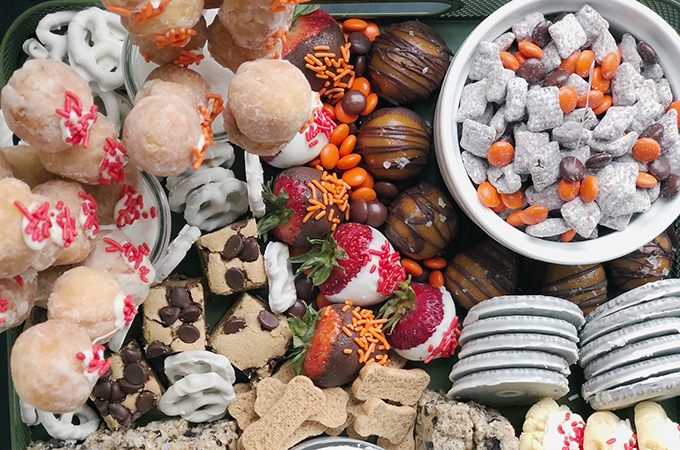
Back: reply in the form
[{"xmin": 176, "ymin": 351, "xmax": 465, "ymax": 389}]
[
  {"xmin": 153, "ymin": 224, "xmax": 201, "ymax": 285},
  {"xmin": 113, "ymin": 182, "xmax": 160, "ymax": 251},
  {"xmin": 20, "ymin": 202, "xmax": 48, "ymax": 251},
  {"xmin": 59, "ymin": 108, "xmax": 96, "ymax": 146},
  {"xmin": 35, "ymin": 11, "xmax": 77, "ymax": 62},
  {"xmin": 264, "ymin": 242, "xmax": 296, "ymax": 314},
  {"xmin": 661, "ymin": 418, "xmax": 680, "ymax": 448},
  {"xmin": 49, "ymin": 204, "xmax": 68, "ymax": 248},
  {"xmin": 0, "ymin": 110, "xmax": 14, "ymax": 148},
  {"xmin": 79, "ymin": 197, "xmax": 99, "ymax": 239},
  {"xmin": 98, "ymin": 139, "xmax": 127, "ymax": 185},
  {"xmin": 607, "ymin": 420, "xmax": 636, "ymax": 450},
  {"xmin": 37, "ymin": 403, "xmax": 100, "ymax": 441},
  {"xmin": 159, "ymin": 372, "xmax": 235, "ymax": 423},
  {"xmin": 245, "ymin": 152, "xmax": 266, "ymax": 218},
  {"xmin": 394, "ymin": 287, "xmax": 457, "ymax": 361},
  {"xmin": 266, "ymin": 128, "xmax": 329, "ymax": 169},
  {"xmin": 326, "ymin": 227, "xmax": 392, "ymax": 307},
  {"xmin": 78, "ymin": 345, "xmax": 107, "ymax": 383},
  {"xmin": 164, "ymin": 350, "xmax": 235, "ymax": 385},
  {"xmin": 112, "ymin": 292, "xmax": 132, "ymax": 329},
  {"xmin": 150, "ymin": 0, "xmax": 163, "ymax": 9},
  {"xmin": 543, "ymin": 410, "xmax": 585, "ymax": 450}
]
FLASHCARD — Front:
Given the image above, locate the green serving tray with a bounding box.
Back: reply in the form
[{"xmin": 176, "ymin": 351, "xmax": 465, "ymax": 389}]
[{"xmin": 3, "ymin": 1, "xmax": 680, "ymax": 449}]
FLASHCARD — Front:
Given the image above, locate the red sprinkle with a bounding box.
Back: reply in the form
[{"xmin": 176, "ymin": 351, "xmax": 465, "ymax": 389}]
[
  {"xmin": 98, "ymin": 137, "xmax": 127, "ymax": 184},
  {"xmin": 55, "ymin": 91, "xmax": 98, "ymax": 148},
  {"xmin": 53, "ymin": 204, "xmax": 77, "ymax": 248},
  {"xmin": 360, "ymin": 240, "xmax": 407, "ymax": 296},
  {"xmin": 78, "ymin": 191, "xmax": 100, "ymax": 236},
  {"xmin": 14, "ymin": 201, "xmax": 52, "ymax": 242},
  {"xmin": 77, "ymin": 344, "xmax": 111, "ymax": 376},
  {"xmin": 305, "ymin": 107, "xmax": 336, "ymax": 147},
  {"xmin": 0, "ymin": 296, "xmax": 9, "ymax": 313},
  {"xmin": 14, "ymin": 275, "xmax": 24, "ymax": 287},
  {"xmin": 607, "ymin": 438, "xmax": 617, "ymax": 444},
  {"xmin": 424, "ymin": 316, "xmax": 460, "ymax": 363},
  {"xmin": 122, "ymin": 295, "xmax": 137, "ymax": 326},
  {"xmin": 103, "ymin": 237, "xmax": 151, "ymax": 283}
]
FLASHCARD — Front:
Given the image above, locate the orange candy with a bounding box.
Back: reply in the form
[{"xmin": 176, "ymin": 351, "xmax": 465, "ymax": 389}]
[
  {"xmin": 477, "ymin": 182, "xmax": 501, "ymax": 208},
  {"xmin": 330, "ymin": 123, "xmax": 350, "ymax": 146},
  {"xmin": 339, "ymin": 135, "xmax": 357, "ymax": 156},
  {"xmin": 518, "ymin": 41, "xmax": 543, "ymax": 59},
  {"xmin": 308, "ymin": 157, "xmax": 321, "ymax": 167},
  {"xmin": 575, "ymin": 50, "xmax": 595, "ymax": 77},
  {"xmin": 401, "ymin": 258, "xmax": 423, "ymax": 277},
  {"xmin": 592, "ymin": 95, "xmax": 612, "ymax": 115},
  {"xmin": 669, "ymin": 101, "xmax": 680, "ymax": 126},
  {"xmin": 429, "ymin": 270, "xmax": 444, "ymax": 288},
  {"xmin": 323, "ymin": 103, "xmax": 336, "ymax": 120},
  {"xmin": 337, "ymin": 153, "xmax": 361, "ymax": 170},
  {"xmin": 500, "ymin": 51, "xmax": 520, "ymax": 72},
  {"xmin": 320, "ymin": 143, "xmax": 339, "ymax": 169},
  {"xmin": 342, "ymin": 167, "xmax": 368, "ymax": 187},
  {"xmin": 632, "ymin": 137, "xmax": 661, "ymax": 162},
  {"xmin": 577, "ymin": 89, "xmax": 604, "ymax": 109},
  {"xmin": 335, "ymin": 102, "xmax": 359, "ymax": 124},
  {"xmin": 580, "ymin": 175, "xmax": 599, "ymax": 203},
  {"xmin": 601, "ymin": 52, "xmax": 620, "ymax": 79},
  {"xmin": 506, "ymin": 210, "xmax": 524, "ymax": 227},
  {"xmin": 364, "ymin": 22, "xmax": 380, "ymax": 41},
  {"xmin": 560, "ymin": 52, "xmax": 580, "ymax": 74},
  {"xmin": 559, "ymin": 86, "xmax": 578, "ymax": 113},
  {"xmin": 636, "ymin": 172, "xmax": 658, "ymax": 188},
  {"xmin": 500, "ymin": 190, "xmax": 524, "ymax": 209},
  {"xmin": 491, "ymin": 203, "xmax": 506, "ymax": 213},
  {"xmin": 316, "ymin": 293, "xmax": 333, "ymax": 309},
  {"xmin": 519, "ymin": 205, "xmax": 548, "ymax": 225},
  {"xmin": 343, "ymin": 18, "xmax": 368, "ymax": 32},
  {"xmin": 559, "ymin": 179, "xmax": 581, "ymax": 202},
  {"xmin": 591, "ymin": 67, "xmax": 610, "ymax": 92},
  {"xmin": 561, "ymin": 229, "xmax": 577, "ymax": 242},
  {"xmin": 358, "ymin": 171, "xmax": 374, "ymax": 189},
  {"xmin": 362, "ymin": 93, "xmax": 378, "ymax": 116},
  {"xmin": 351, "ymin": 186, "xmax": 377, "ymax": 202},
  {"xmin": 423, "ymin": 257, "xmax": 446, "ymax": 269},
  {"xmin": 487, "ymin": 141, "xmax": 514, "ymax": 167},
  {"xmin": 514, "ymin": 51, "xmax": 527, "ymax": 66},
  {"xmin": 351, "ymin": 77, "xmax": 371, "ymax": 96}
]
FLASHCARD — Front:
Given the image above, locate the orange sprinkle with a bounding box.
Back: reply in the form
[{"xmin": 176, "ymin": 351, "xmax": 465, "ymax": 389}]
[
  {"xmin": 156, "ymin": 27, "xmax": 196, "ymax": 49},
  {"xmin": 174, "ymin": 50, "xmax": 204, "ymax": 67},
  {"xmin": 342, "ymin": 326, "xmax": 352, "ymax": 337},
  {"xmin": 105, "ymin": 5, "xmax": 131, "ymax": 16},
  {"xmin": 314, "ymin": 45, "xmax": 330, "ymax": 51},
  {"xmin": 343, "ymin": 348, "xmax": 353, "ymax": 354}
]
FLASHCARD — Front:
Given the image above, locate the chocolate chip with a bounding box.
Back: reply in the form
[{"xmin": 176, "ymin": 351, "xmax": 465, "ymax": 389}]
[
  {"xmin": 166, "ymin": 286, "xmax": 191, "ymax": 308},
  {"xmin": 585, "ymin": 153, "xmax": 612, "ymax": 170},
  {"xmin": 136, "ymin": 391, "xmax": 157, "ymax": 414},
  {"xmin": 560, "ymin": 156, "xmax": 585, "ymax": 181},
  {"xmin": 354, "ymin": 54, "xmax": 367, "ymax": 78},
  {"xmin": 124, "ymin": 363, "xmax": 147, "ymax": 385},
  {"xmin": 374, "ymin": 181, "xmax": 399, "ymax": 203},
  {"xmin": 342, "ymin": 89, "xmax": 367, "ymax": 116},
  {"xmin": 348, "ymin": 31, "xmax": 371, "ymax": 55},
  {"xmin": 93, "ymin": 398, "xmax": 109, "ymax": 416},
  {"xmin": 350, "ymin": 198, "xmax": 369, "ymax": 223},
  {"xmin": 31, "ymin": 306, "xmax": 48, "ymax": 325},
  {"xmin": 158, "ymin": 306, "xmax": 181, "ymax": 327},
  {"xmin": 662, "ymin": 174, "xmax": 680, "ymax": 198},
  {"xmin": 239, "ymin": 238, "xmax": 260, "ymax": 262},
  {"xmin": 222, "ymin": 316, "xmax": 247, "ymax": 334},
  {"xmin": 118, "ymin": 378, "xmax": 144, "ymax": 395},
  {"xmin": 266, "ymin": 355, "xmax": 280, "ymax": 372},
  {"xmin": 225, "ymin": 267, "xmax": 246, "ymax": 289},
  {"xmin": 179, "ymin": 304, "xmax": 202, "ymax": 323},
  {"xmin": 146, "ymin": 341, "xmax": 172, "ymax": 358},
  {"xmin": 99, "ymin": 366, "xmax": 113, "ymax": 381},
  {"xmin": 221, "ymin": 235, "xmax": 244, "ymax": 260},
  {"xmin": 120, "ymin": 346, "xmax": 142, "ymax": 366},
  {"xmin": 93, "ymin": 380, "xmax": 113, "ymax": 401},
  {"xmin": 294, "ymin": 276, "xmax": 318, "ymax": 302},
  {"xmin": 177, "ymin": 323, "xmax": 201, "ymax": 343},
  {"xmin": 258, "ymin": 310, "xmax": 280, "ymax": 330},
  {"xmin": 109, "ymin": 381, "xmax": 126, "ymax": 402},
  {"xmin": 650, "ymin": 155, "xmax": 671, "ymax": 181},
  {"xmin": 242, "ymin": 367, "xmax": 260, "ymax": 381},
  {"xmin": 543, "ymin": 68, "xmax": 570, "ymax": 87},
  {"xmin": 638, "ymin": 41, "xmax": 658, "ymax": 64},
  {"xmin": 641, "ymin": 123, "xmax": 664, "ymax": 142},
  {"xmin": 516, "ymin": 58, "xmax": 545, "ymax": 84},
  {"xmin": 107, "ymin": 403, "xmax": 131, "ymax": 425},
  {"xmin": 230, "ymin": 220, "xmax": 248, "ymax": 232},
  {"xmin": 285, "ymin": 299, "xmax": 307, "ymax": 318},
  {"xmin": 366, "ymin": 201, "xmax": 387, "ymax": 227},
  {"xmin": 531, "ymin": 19, "xmax": 552, "ymax": 47}
]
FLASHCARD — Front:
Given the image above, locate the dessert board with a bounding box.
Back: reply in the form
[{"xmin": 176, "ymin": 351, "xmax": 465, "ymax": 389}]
[{"xmin": 3, "ymin": 0, "xmax": 680, "ymax": 449}]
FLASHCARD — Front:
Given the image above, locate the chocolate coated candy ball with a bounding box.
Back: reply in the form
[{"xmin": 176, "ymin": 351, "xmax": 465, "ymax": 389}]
[
  {"xmin": 384, "ymin": 181, "xmax": 457, "ymax": 260},
  {"xmin": 342, "ymin": 89, "xmax": 367, "ymax": 116},
  {"xmin": 348, "ymin": 31, "xmax": 371, "ymax": 55},
  {"xmin": 368, "ymin": 20, "xmax": 452, "ymax": 105},
  {"xmin": 444, "ymin": 240, "xmax": 518, "ymax": 310},
  {"xmin": 356, "ymin": 107, "xmax": 431, "ymax": 182},
  {"xmin": 366, "ymin": 201, "xmax": 387, "ymax": 227},
  {"xmin": 608, "ymin": 231, "xmax": 676, "ymax": 292},
  {"xmin": 535, "ymin": 262, "xmax": 607, "ymax": 314},
  {"xmin": 350, "ymin": 198, "xmax": 369, "ymax": 223}
]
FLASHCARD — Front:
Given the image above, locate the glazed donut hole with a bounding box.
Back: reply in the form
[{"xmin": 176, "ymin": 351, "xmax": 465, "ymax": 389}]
[
  {"xmin": 136, "ymin": 80, "xmax": 207, "ymax": 113},
  {"xmin": 10, "ymin": 319, "xmax": 97, "ymax": 413},
  {"xmin": 207, "ymin": 16, "xmax": 280, "ymax": 73},
  {"xmin": 218, "ymin": 0, "xmax": 294, "ymax": 49},
  {"xmin": 81, "ymin": 162, "xmax": 142, "ymax": 226},
  {"xmin": 122, "ymin": 0, "xmax": 205, "ymax": 39},
  {"xmin": 0, "ymin": 151, "xmax": 13, "ymax": 178},
  {"xmin": 130, "ymin": 15, "xmax": 208, "ymax": 66},
  {"xmin": 146, "ymin": 64, "xmax": 211, "ymax": 100},
  {"xmin": 2, "ymin": 145, "xmax": 58, "ymax": 188},
  {"xmin": 0, "ymin": 60, "xmax": 93, "ymax": 153},
  {"xmin": 47, "ymin": 266, "xmax": 126, "ymax": 343},
  {"xmin": 0, "ymin": 269, "xmax": 37, "ymax": 333}
]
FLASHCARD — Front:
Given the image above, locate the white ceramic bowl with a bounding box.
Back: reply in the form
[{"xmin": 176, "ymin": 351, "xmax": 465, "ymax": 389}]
[
  {"xmin": 435, "ymin": 0, "xmax": 680, "ymax": 264},
  {"xmin": 289, "ymin": 437, "xmax": 384, "ymax": 450}
]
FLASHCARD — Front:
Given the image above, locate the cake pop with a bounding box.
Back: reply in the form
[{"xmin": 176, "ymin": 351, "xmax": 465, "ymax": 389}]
[
  {"xmin": 2, "ymin": 145, "xmax": 58, "ymax": 188},
  {"xmin": 218, "ymin": 0, "xmax": 294, "ymax": 50},
  {"xmin": 207, "ymin": 16, "xmax": 280, "ymax": 73},
  {"xmin": 0, "ymin": 269, "xmax": 37, "ymax": 333},
  {"xmin": 130, "ymin": 15, "xmax": 207, "ymax": 65},
  {"xmin": 11, "ymin": 319, "xmax": 103, "ymax": 413},
  {"xmin": 120, "ymin": 0, "xmax": 204, "ymax": 40}
]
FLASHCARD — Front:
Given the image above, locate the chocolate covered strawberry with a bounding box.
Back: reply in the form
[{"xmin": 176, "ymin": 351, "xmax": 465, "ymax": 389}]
[
  {"xmin": 291, "ymin": 222, "xmax": 406, "ymax": 306},
  {"xmin": 288, "ymin": 301, "xmax": 390, "ymax": 387},
  {"xmin": 381, "ymin": 281, "xmax": 460, "ymax": 362},
  {"xmin": 258, "ymin": 167, "xmax": 349, "ymax": 247}
]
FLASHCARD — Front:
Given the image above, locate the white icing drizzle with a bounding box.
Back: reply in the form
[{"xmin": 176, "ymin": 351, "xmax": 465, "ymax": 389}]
[
  {"xmin": 112, "ymin": 292, "xmax": 130, "ymax": 329},
  {"xmin": 22, "ymin": 38, "xmax": 50, "ymax": 60},
  {"xmin": 158, "ymin": 372, "xmax": 235, "ymax": 423},
  {"xmin": 59, "ymin": 108, "xmax": 96, "ymax": 145},
  {"xmin": 78, "ymin": 345, "xmax": 107, "ymax": 384},
  {"xmin": 543, "ymin": 410, "xmax": 585, "ymax": 450},
  {"xmin": 244, "ymin": 152, "xmax": 266, "ymax": 218},
  {"xmin": 264, "ymin": 242, "xmax": 296, "ymax": 314},
  {"xmin": 20, "ymin": 202, "xmax": 49, "ymax": 251}
]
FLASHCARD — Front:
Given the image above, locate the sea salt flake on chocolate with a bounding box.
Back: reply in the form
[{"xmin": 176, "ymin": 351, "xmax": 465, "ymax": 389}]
[
  {"xmin": 593, "ymin": 107, "xmax": 633, "ymax": 141},
  {"xmin": 457, "ymin": 79, "xmax": 488, "ymax": 122},
  {"xmin": 526, "ymin": 218, "xmax": 570, "ymax": 237},
  {"xmin": 489, "ymin": 105, "xmax": 508, "ymax": 139},
  {"xmin": 656, "ymin": 109, "xmax": 679, "ymax": 150},
  {"xmin": 576, "ymin": 4, "xmax": 609, "ymax": 44},
  {"xmin": 527, "ymin": 86, "xmax": 563, "ymax": 132},
  {"xmin": 487, "ymin": 163, "xmax": 522, "ymax": 194},
  {"xmin": 460, "ymin": 119, "xmax": 496, "ymax": 158},
  {"xmin": 599, "ymin": 213, "xmax": 632, "ymax": 231},
  {"xmin": 526, "ymin": 182, "xmax": 564, "ymax": 211},
  {"xmin": 514, "ymin": 129, "xmax": 550, "ymax": 174},
  {"xmin": 592, "ymin": 30, "xmax": 617, "ymax": 64},
  {"xmin": 594, "ymin": 162, "xmax": 639, "ymax": 216},
  {"xmin": 512, "ymin": 11, "xmax": 544, "ymax": 42},
  {"xmin": 604, "ymin": 132, "xmax": 638, "ymax": 157},
  {"xmin": 548, "ymin": 14, "xmax": 587, "ymax": 59},
  {"xmin": 469, "ymin": 42, "xmax": 503, "ymax": 81},
  {"xmin": 641, "ymin": 63, "xmax": 664, "ymax": 82},
  {"xmin": 561, "ymin": 197, "xmax": 602, "ymax": 238},
  {"xmin": 529, "ymin": 141, "xmax": 561, "ymax": 191},
  {"xmin": 656, "ymin": 79, "xmax": 673, "ymax": 109},
  {"xmin": 541, "ymin": 42, "xmax": 562, "ymax": 74},
  {"xmin": 486, "ymin": 68, "xmax": 516, "ymax": 104},
  {"xmin": 620, "ymin": 33, "xmax": 642, "ymax": 72},
  {"xmin": 505, "ymin": 77, "xmax": 529, "ymax": 123},
  {"xmin": 462, "ymin": 151, "xmax": 489, "ymax": 184},
  {"xmin": 612, "ymin": 63, "xmax": 644, "ymax": 106}
]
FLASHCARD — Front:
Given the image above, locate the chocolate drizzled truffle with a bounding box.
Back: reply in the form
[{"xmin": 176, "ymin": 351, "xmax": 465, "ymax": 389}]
[
  {"xmin": 368, "ymin": 20, "xmax": 452, "ymax": 105},
  {"xmin": 384, "ymin": 181, "xmax": 457, "ymax": 260},
  {"xmin": 535, "ymin": 263, "xmax": 607, "ymax": 314},
  {"xmin": 608, "ymin": 231, "xmax": 677, "ymax": 292},
  {"xmin": 355, "ymin": 107, "xmax": 431, "ymax": 182}
]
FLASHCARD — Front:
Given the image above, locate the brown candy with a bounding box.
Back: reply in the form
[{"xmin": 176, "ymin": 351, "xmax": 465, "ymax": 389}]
[
  {"xmin": 384, "ymin": 181, "xmax": 457, "ymax": 260},
  {"xmin": 516, "ymin": 58, "xmax": 545, "ymax": 84},
  {"xmin": 366, "ymin": 201, "xmax": 388, "ymax": 227},
  {"xmin": 535, "ymin": 262, "xmax": 607, "ymax": 314},
  {"xmin": 356, "ymin": 107, "xmax": 431, "ymax": 182},
  {"xmin": 543, "ymin": 68, "xmax": 570, "ymax": 87},
  {"xmin": 608, "ymin": 231, "xmax": 676, "ymax": 292},
  {"xmin": 444, "ymin": 240, "xmax": 519, "ymax": 310},
  {"xmin": 342, "ymin": 89, "xmax": 367, "ymax": 116}
]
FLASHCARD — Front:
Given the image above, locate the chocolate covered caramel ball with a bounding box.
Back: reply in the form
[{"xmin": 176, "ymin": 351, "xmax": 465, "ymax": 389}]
[
  {"xmin": 368, "ymin": 20, "xmax": 452, "ymax": 105},
  {"xmin": 355, "ymin": 107, "xmax": 431, "ymax": 182},
  {"xmin": 384, "ymin": 181, "xmax": 457, "ymax": 260},
  {"xmin": 444, "ymin": 240, "xmax": 519, "ymax": 310},
  {"xmin": 535, "ymin": 263, "xmax": 607, "ymax": 314},
  {"xmin": 608, "ymin": 231, "xmax": 676, "ymax": 292}
]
